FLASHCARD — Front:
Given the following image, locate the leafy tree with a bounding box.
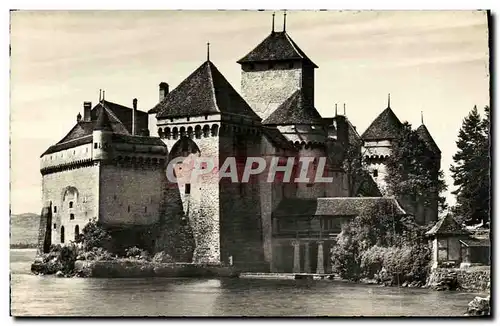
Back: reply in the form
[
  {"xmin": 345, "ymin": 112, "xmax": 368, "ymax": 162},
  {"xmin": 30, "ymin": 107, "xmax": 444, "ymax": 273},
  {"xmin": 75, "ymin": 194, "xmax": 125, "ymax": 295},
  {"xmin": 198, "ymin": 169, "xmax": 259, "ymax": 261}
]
[
  {"xmin": 450, "ymin": 106, "xmax": 490, "ymax": 225},
  {"xmin": 75, "ymin": 218, "xmax": 112, "ymax": 251},
  {"xmin": 331, "ymin": 201, "xmax": 429, "ymax": 281},
  {"xmin": 385, "ymin": 122, "xmax": 447, "ymax": 218}
]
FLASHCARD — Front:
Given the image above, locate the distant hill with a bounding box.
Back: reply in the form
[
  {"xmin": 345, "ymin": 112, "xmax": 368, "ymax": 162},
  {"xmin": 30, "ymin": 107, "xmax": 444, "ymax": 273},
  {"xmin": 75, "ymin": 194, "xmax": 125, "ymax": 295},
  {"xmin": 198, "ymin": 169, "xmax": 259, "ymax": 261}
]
[{"xmin": 10, "ymin": 213, "xmax": 40, "ymax": 246}]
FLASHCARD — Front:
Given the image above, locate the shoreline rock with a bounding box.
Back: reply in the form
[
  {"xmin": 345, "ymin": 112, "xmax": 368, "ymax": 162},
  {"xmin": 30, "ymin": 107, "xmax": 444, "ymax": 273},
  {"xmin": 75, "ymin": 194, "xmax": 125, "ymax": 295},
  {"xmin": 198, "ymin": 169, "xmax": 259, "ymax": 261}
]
[{"xmin": 465, "ymin": 296, "xmax": 490, "ymax": 316}]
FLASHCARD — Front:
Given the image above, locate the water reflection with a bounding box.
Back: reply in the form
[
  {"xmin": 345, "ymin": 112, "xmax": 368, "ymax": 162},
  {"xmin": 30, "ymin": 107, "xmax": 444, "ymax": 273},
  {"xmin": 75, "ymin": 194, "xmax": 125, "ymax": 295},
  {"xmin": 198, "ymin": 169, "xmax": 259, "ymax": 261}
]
[{"xmin": 10, "ymin": 249, "xmax": 479, "ymax": 317}]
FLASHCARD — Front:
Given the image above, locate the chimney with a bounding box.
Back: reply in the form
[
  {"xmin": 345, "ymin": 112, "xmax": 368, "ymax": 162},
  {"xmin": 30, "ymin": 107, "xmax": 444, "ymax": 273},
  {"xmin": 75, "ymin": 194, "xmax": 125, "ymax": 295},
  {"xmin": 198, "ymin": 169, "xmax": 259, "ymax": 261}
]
[
  {"xmin": 132, "ymin": 98, "xmax": 138, "ymax": 136},
  {"xmin": 159, "ymin": 82, "xmax": 169, "ymax": 102},
  {"xmin": 83, "ymin": 102, "xmax": 92, "ymax": 122}
]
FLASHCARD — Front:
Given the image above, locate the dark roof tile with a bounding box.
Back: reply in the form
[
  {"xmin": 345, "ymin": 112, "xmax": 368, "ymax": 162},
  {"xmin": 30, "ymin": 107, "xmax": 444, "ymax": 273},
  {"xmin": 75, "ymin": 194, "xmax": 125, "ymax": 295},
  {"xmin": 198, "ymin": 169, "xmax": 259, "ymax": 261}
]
[
  {"xmin": 154, "ymin": 61, "xmax": 260, "ymax": 120},
  {"xmin": 362, "ymin": 107, "xmax": 403, "ymax": 140},
  {"xmin": 416, "ymin": 124, "xmax": 441, "ymax": 154},
  {"xmin": 237, "ymin": 31, "xmax": 318, "ymax": 68},
  {"xmin": 273, "ymin": 197, "xmax": 406, "ymax": 217},
  {"xmin": 262, "ymin": 90, "xmax": 324, "ymax": 125}
]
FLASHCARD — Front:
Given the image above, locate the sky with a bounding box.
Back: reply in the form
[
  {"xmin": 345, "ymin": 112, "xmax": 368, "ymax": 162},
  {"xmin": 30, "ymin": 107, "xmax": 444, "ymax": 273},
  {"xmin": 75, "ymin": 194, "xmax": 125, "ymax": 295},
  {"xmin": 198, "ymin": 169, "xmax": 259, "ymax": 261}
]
[{"xmin": 9, "ymin": 10, "xmax": 490, "ymax": 215}]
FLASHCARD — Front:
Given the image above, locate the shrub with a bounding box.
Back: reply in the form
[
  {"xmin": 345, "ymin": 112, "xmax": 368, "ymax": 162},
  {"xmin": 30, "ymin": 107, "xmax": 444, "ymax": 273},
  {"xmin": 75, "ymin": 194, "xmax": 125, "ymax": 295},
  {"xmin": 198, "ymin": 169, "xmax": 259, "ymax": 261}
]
[
  {"xmin": 152, "ymin": 251, "xmax": 174, "ymax": 263},
  {"xmin": 76, "ymin": 218, "xmax": 111, "ymax": 251},
  {"xmin": 125, "ymin": 246, "xmax": 142, "ymax": 258}
]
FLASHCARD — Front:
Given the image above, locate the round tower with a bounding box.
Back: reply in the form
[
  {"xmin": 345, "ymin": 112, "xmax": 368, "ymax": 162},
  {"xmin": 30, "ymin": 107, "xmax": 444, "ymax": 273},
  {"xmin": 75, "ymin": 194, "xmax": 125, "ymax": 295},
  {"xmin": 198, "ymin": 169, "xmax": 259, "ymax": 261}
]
[{"xmin": 92, "ymin": 105, "xmax": 113, "ymax": 161}]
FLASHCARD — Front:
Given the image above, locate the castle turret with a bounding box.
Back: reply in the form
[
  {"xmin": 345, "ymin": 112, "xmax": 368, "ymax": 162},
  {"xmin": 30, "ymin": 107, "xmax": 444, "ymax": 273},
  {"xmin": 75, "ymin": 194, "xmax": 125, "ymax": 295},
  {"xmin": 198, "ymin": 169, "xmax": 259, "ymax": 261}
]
[
  {"xmin": 92, "ymin": 104, "xmax": 114, "ymax": 161},
  {"xmin": 238, "ymin": 13, "xmax": 318, "ymax": 121},
  {"xmin": 361, "ymin": 94, "xmax": 403, "ymax": 194}
]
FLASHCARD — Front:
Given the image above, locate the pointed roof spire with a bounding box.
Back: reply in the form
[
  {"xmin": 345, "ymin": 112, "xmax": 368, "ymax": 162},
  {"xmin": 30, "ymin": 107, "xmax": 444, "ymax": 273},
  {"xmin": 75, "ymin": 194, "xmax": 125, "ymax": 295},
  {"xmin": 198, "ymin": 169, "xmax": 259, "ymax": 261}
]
[
  {"xmin": 421, "ymin": 110, "xmax": 424, "ymax": 125},
  {"xmin": 272, "ymin": 12, "xmax": 275, "ymax": 32},
  {"xmin": 343, "ymin": 103, "xmax": 346, "ymax": 115},
  {"xmin": 207, "ymin": 42, "xmax": 210, "ymax": 61},
  {"xmin": 283, "ymin": 10, "xmax": 287, "ymax": 32},
  {"xmin": 99, "ymin": 89, "xmax": 102, "ymax": 102},
  {"xmin": 387, "ymin": 93, "xmax": 391, "ymax": 108},
  {"xmin": 335, "ymin": 103, "xmax": 338, "ymax": 116},
  {"xmin": 102, "ymin": 90, "xmax": 106, "ymax": 101}
]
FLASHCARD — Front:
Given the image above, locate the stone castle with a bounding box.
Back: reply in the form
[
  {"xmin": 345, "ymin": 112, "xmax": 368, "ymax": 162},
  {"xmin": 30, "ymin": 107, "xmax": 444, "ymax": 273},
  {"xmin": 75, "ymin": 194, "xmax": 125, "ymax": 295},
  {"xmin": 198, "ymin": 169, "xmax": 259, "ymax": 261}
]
[{"xmin": 38, "ymin": 16, "xmax": 441, "ymax": 273}]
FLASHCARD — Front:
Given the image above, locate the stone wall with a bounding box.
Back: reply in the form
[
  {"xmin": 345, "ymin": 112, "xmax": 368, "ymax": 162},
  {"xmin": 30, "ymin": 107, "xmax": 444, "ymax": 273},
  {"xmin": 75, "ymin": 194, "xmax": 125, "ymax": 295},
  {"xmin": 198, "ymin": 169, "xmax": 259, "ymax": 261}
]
[
  {"xmin": 241, "ymin": 62, "xmax": 305, "ymax": 121},
  {"xmin": 427, "ymin": 267, "xmax": 490, "ymax": 292},
  {"xmin": 42, "ymin": 164, "xmax": 99, "ymax": 246},
  {"xmin": 99, "ymin": 164, "xmax": 164, "ymax": 226}
]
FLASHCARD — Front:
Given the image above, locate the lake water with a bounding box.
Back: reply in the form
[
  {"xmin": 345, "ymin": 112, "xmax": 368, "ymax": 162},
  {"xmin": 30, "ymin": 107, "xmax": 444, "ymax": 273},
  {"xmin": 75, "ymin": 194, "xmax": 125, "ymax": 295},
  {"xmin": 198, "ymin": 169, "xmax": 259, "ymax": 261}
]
[{"xmin": 10, "ymin": 249, "xmax": 480, "ymax": 317}]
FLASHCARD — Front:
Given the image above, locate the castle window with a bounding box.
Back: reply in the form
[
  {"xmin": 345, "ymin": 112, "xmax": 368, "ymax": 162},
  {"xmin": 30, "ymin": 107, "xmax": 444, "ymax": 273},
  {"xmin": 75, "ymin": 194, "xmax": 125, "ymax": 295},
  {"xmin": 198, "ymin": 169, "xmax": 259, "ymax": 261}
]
[
  {"xmin": 373, "ymin": 169, "xmax": 378, "ymax": 178},
  {"xmin": 94, "ymin": 143, "xmax": 98, "ymax": 149},
  {"xmin": 69, "ymin": 201, "xmax": 73, "ymax": 208},
  {"xmin": 74, "ymin": 225, "xmax": 80, "ymax": 241},
  {"xmin": 187, "ymin": 117, "xmax": 190, "ymax": 122},
  {"xmin": 53, "ymin": 223, "xmax": 56, "ymax": 229},
  {"xmin": 70, "ymin": 213, "xmax": 75, "ymax": 220},
  {"xmin": 205, "ymin": 115, "xmax": 208, "ymax": 120},
  {"xmin": 53, "ymin": 206, "xmax": 57, "ymax": 213},
  {"xmin": 60, "ymin": 226, "xmax": 65, "ymax": 244},
  {"xmin": 185, "ymin": 184, "xmax": 191, "ymax": 195},
  {"xmin": 128, "ymin": 205, "xmax": 131, "ymax": 213}
]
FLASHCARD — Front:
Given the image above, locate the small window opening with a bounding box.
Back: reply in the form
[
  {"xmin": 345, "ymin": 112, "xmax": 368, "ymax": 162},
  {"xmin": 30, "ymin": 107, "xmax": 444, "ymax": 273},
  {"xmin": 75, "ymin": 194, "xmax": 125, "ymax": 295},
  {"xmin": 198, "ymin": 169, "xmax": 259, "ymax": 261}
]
[
  {"xmin": 54, "ymin": 206, "xmax": 57, "ymax": 213},
  {"xmin": 128, "ymin": 205, "xmax": 131, "ymax": 213},
  {"xmin": 205, "ymin": 115, "xmax": 208, "ymax": 120},
  {"xmin": 185, "ymin": 184, "xmax": 191, "ymax": 195},
  {"xmin": 373, "ymin": 169, "xmax": 379, "ymax": 178},
  {"xmin": 70, "ymin": 213, "xmax": 75, "ymax": 220},
  {"xmin": 69, "ymin": 201, "xmax": 73, "ymax": 208},
  {"xmin": 94, "ymin": 143, "xmax": 98, "ymax": 149},
  {"xmin": 53, "ymin": 223, "xmax": 56, "ymax": 229}
]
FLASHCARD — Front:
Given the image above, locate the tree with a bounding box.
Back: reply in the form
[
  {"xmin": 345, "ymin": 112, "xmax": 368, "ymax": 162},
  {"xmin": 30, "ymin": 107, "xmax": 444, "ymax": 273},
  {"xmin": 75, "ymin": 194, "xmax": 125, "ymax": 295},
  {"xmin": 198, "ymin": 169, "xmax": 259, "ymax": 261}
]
[
  {"xmin": 450, "ymin": 106, "xmax": 490, "ymax": 225},
  {"xmin": 331, "ymin": 201, "xmax": 430, "ymax": 281},
  {"xmin": 385, "ymin": 122, "xmax": 447, "ymax": 219},
  {"xmin": 75, "ymin": 218, "xmax": 112, "ymax": 251}
]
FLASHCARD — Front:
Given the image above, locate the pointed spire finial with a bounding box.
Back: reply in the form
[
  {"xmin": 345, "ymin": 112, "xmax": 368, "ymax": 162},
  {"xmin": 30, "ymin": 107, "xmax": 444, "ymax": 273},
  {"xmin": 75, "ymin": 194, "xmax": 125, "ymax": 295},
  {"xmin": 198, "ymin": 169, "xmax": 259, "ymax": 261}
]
[
  {"xmin": 99, "ymin": 89, "xmax": 102, "ymax": 102},
  {"xmin": 272, "ymin": 12, "xmax": 275, "ymax": 32},
  {"xmin": 421, "ymin": 111, "xmax": 424, "ymax": 125},
  {"xmin": 388, "ymin": 93, "xmax": 391, "ymax": 108},
  {"xmin": 283, "ymin": 10, "xmax": 287, "ymax": 32},
  {"xmin": 207, "ymin": 42, "xmax": 210, "ymax": 61},
  {"xmin": 335, "ymin": 103, "xmax": 338, "ymax": 116},
  {"xmin": 343, "ymin": 103, "xmax": 346, "ymax": 115},
  {"xmin": 103, "ymin": 90, "xmax": 105, "ymax": 101}
]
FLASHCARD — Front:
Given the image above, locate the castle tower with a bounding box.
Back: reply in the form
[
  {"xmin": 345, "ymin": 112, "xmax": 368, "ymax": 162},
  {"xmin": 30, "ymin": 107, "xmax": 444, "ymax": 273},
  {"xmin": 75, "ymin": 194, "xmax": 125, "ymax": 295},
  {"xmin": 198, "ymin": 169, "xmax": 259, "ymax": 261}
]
[
  {"xmin": 416, "ymin": 118, "xmax": 441, "ymax": 223},
  {"xmin": 237, "ymin": 14, "xmax": 318, "ymax": 121},
  {"xmin": 151, "ymin": 57, "xmax": 266, "ymax": 270},
  {"xmin": 40, "ymin": 98, "xmax": 167, "ymax": 250},
  {"xmin": 361, "ymin": 95, "xmax": 403, "ymax": 195}
]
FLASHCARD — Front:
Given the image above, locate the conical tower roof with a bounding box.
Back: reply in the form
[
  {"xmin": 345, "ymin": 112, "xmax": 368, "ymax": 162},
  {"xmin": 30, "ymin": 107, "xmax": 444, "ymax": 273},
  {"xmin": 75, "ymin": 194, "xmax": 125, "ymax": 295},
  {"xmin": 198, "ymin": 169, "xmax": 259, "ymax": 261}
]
[
  {"xmin": 237, "ymin": 31, "xmax": 318, "ymax": 68},
  {"xmin": 153, "ymin": 61, "xmax": 260, "ymax": 120},
  {"xmin": 362, "ymin": 107, "xmax": 403, "ymax": 141},
  {"xmin": 416, "ymin": 124, "xmax": 441, "ymax": 154}
]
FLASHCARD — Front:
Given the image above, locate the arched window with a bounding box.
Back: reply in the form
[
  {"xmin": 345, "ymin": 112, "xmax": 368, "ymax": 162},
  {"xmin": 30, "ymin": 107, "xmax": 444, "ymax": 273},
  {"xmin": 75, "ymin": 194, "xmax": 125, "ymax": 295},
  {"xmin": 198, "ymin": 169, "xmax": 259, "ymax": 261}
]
[
  {"xmin": 180, "ymin": 126, "xmax": 186, "ymax": 137},
  {"xmin": 60, "ymin": 226, "xmax": 65, "ymax": 244},
  {"xmin": 211, "ymin": 124, "xmax": 219, "ymax": 137},
  {"xmin": 172, "ymin": 127, "xmax": 179, "ymax": 140},
  {"xmin": 69, "ymin": 201, "xmax": 73, "ymax": 208},
  {"xmin": 165, "ymin": 127, "xmax": 171, "ymax": 140},
  {"xmin": 187, "ymin": 126, "xmax": 193, "ymax": 138},
  {"xmin": 70, "ymin": 213, "xmax": 75, "ymax": 220},
  {"xmin": 203, "ymin": 125, "xmax": 210, "ymax": 137},
  {"xmin": 195, "ymin": 125, "xmax": 202, "ymax": 139},
  {"xmin": 74, "ymin": 225, "xmax": 80, "ymax": 241}
]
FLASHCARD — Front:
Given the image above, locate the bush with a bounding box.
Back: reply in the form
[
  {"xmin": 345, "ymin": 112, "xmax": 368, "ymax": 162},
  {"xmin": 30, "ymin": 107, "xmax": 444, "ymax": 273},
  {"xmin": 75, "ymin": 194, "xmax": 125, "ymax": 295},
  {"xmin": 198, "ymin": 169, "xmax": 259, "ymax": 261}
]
[
  {"xmin": 125, "ymin": 246, "xmax": 142, "ymax": 258},
  {"xmin": 152, "ymin": 251, "xmax": 174, "ymax": 263},
  {"xmin": 331, "ymin": 201, "xmax": 431, "ymax": 283},
  {"xmin": 76, "ymin": 218, "xmax": 111, "ymax": 251}
]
